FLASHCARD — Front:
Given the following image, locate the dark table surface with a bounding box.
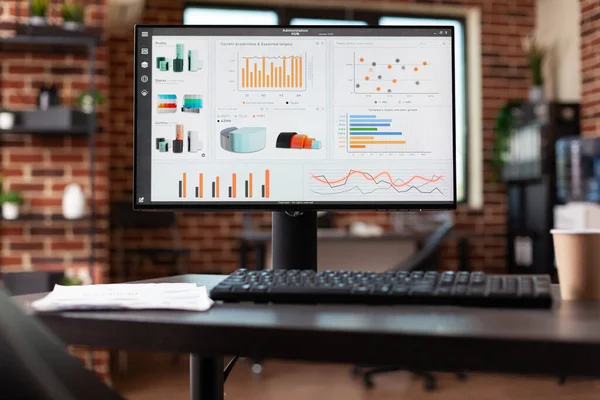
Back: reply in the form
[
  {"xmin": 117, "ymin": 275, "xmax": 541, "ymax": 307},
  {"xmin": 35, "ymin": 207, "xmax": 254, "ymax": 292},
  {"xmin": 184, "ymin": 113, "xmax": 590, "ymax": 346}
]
[
  {"xmin": 13, "ymin": 275, "xmax": 600, "ymax": 377},
  {"xmin": 237, "ymin": 230, "xmax": 469, "ymax": 243}
]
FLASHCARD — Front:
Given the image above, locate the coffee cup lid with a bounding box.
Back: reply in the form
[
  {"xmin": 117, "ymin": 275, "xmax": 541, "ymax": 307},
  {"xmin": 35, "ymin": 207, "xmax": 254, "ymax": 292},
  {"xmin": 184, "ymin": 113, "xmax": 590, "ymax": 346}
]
[{"xmin": 551, "ymin": 229, "xmax": 600, "ymax": 234}]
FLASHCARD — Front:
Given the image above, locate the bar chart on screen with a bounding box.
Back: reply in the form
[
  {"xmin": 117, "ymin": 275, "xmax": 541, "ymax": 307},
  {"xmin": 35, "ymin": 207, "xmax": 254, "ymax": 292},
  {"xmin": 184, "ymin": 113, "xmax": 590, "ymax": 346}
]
[
  {"xmin": 175, "ymin": 170, "xmax": 271, "ymax": 199},
  {"xmin": 306, "ymin": 165, "xmax": 453, "ymax": 201},
  {"xmin": 238, "ymin": 53, "xmax": 307, "ymax": 91}
]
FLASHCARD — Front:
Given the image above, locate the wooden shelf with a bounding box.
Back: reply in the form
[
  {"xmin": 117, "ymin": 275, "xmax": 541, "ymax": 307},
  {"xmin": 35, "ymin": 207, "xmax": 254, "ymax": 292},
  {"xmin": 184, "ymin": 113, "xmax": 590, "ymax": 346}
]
[
  {"xmin": 1, "ymin": 214, "xmax": 90, "ymax": 223},
  {"xmin": 0, "ymin": 24, "xmax": 101, "ymax": 54},
  {"xmin": 0, "ymin": 126, "xmax": 90, "ymax": 136}
]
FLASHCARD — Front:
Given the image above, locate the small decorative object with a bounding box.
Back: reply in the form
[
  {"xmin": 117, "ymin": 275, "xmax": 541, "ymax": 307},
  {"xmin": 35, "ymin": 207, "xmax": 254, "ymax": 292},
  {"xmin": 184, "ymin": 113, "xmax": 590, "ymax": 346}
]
[
  {"xmin": 62, "ymin": 183, "xmax": 86, "ymax": 220},
  {"xmin": 62, "ymin": 267, "xmax": 92, "ymax": 285},
  {"xmin": 0, "ymin": 107, "xmax": 15, "ymax": 130},
  {"xmin": 29, "ymin": 0, "xmax": 49, "ymax": 26},
  {"xmin": 522, "ymin": 35, "xmax": 547, "ymax": 104},
  {"xmin": 77, "ymin": 90, "xmax": 105, "ymax": 114},
  {"xmin": 1, "ymin": 189, "xmax": 24, "ymax": 220},
  {"xmin": 38, "ymin": 83, "xmax": 60, "ymax": 110},
  {"xmin": 62, "ymin": 2, "xmax": 84, "ymax": 31}
]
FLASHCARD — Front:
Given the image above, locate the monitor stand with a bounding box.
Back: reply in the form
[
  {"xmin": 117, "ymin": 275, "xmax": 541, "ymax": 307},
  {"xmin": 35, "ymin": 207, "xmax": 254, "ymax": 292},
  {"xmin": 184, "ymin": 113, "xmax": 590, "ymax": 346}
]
[{"xmin": 272, "ymin": 211, "xmax": 317, "ymax": 271}]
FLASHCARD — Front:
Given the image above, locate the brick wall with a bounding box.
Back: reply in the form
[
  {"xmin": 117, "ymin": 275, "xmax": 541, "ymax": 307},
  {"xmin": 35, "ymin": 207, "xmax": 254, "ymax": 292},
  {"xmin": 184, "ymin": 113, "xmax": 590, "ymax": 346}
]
[
  {"xmin": 581, "ymin": 0, "xmax": 600, "ymax": 137},
  {"xmin": 0, "ymin": 0, "xmax": 110, "ymax": 382},
  {"xmin": 108, "ymin": 0, "xmax": 535, "ymax": 275}
]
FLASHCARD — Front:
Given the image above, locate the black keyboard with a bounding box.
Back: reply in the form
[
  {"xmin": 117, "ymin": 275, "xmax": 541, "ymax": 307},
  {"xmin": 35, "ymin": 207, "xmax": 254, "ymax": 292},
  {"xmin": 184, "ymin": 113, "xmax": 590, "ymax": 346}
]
[{"xmin": 210, "ymin": 269, "xmax": 553, "ymax": 309}]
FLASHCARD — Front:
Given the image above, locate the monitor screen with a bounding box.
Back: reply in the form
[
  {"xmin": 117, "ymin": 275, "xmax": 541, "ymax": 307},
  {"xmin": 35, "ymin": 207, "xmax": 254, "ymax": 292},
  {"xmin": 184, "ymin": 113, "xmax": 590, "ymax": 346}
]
[{"xmin": 134, "ymin": 25, "xmax": 456, "ymax": 210}]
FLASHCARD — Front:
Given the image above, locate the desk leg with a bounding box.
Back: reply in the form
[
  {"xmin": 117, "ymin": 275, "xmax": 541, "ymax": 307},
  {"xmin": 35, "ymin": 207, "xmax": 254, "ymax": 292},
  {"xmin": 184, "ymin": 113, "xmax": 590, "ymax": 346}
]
[{"xmin": 190, "ymin": 355, "xmax": 224, "ymax": 400}]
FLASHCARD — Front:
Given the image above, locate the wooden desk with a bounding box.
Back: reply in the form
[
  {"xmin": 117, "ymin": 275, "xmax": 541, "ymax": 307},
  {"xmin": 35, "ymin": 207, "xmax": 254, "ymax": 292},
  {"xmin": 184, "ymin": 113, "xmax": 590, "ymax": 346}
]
[{"xmin": 14, "ymin": 274, "xmax": 600, "ymax": 400}]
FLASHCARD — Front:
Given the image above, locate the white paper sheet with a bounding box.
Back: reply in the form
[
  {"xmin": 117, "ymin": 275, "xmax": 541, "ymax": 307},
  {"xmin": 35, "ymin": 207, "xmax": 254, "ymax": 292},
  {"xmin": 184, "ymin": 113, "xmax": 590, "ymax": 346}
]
[{"xmin": 31, "ymin": 283, "xmax": 214, "ymax": 312}]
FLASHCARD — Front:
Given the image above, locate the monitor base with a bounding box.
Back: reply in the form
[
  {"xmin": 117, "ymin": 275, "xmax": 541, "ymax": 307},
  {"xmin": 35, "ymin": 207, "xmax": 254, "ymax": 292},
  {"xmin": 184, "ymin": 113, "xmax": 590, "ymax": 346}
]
[{"xmin": 272, "ymin": 211, "xmax": 317, "ymax": 271}]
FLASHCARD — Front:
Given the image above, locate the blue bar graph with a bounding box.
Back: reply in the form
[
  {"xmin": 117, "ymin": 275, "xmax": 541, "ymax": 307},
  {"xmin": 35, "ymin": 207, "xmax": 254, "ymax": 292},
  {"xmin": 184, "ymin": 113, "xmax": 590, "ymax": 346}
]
[
  {"xmin": 349, "ymin": 119, "xmax": 392, "ymax": 123},
  {"xmin": 350, "ymin": 131, "xmax": 402, "ymax": 136},
  {"xmin": 349, "ymin": 114, "xmax": 377, "ymax": 118},
  {"xmin": 350, "ymin": 123, "xmax": 391, "ymax": 127}
]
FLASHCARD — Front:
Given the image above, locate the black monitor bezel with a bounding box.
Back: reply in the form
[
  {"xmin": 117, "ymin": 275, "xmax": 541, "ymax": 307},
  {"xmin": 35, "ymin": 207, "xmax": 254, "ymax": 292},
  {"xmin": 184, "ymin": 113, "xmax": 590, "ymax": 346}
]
[{"xmin": 133, "ymin": 24, "xmax": 457, "ymax": 211}]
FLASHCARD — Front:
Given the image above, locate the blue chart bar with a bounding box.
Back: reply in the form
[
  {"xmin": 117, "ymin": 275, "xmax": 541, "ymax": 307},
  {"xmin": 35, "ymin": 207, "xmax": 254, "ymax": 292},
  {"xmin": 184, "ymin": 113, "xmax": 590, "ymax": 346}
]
[
  {"xmin": 350, "ymin": 123, "xmax": 391, "ymax": 127},
  {"xmin": 350, "ymin": 131, "xmax": 403, "ymax": 136},
  {"xmin": 349, "ymin": 119, "xmax": 393, "ymax": 123},
  {"xmin": 349, "ymin": 114, "xmax": 377, "ymax": 118}
]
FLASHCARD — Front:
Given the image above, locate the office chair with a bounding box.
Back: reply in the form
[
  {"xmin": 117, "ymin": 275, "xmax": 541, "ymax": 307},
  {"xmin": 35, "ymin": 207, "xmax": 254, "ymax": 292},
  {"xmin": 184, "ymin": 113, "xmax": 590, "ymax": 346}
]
[
  {"xmin": 352, "ymin": 220, "xmax": 467, "ymax": 391},
  {"xmin": 0, "ymin": 285, "xmax": 124, "ymax": 400}
]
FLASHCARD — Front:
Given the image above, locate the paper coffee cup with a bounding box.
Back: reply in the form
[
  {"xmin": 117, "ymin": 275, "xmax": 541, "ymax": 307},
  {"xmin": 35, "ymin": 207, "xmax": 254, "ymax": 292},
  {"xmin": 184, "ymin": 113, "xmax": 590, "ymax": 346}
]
[{"xmin": 551, "ymin": 229, "xmax": 600, "ymax": 300}]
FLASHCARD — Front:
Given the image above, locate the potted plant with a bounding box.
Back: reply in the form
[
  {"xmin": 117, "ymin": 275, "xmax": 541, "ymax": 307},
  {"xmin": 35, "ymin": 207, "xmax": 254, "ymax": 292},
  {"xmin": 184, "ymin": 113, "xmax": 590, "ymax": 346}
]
[
  {"xmin": 29, "ymin": 0, "xmax": 49, "ymax": 26},
  {"xmin": 1, "ymin": 190, "xmax": 24, "ymax": 220},
  {"xmin": 522, "ymin": 36, "xmax": 547, "ymax": 103},
  {"xmin": 77, "ymin": 90, "xmax": 105, "ymax": 114},
  {"xmin": 62, "ymin": 2, "xmax": 85, "ymax": 31},
  {"xmin": 0, "ymin": 107, "xmax": 15, "ymax": 130}
]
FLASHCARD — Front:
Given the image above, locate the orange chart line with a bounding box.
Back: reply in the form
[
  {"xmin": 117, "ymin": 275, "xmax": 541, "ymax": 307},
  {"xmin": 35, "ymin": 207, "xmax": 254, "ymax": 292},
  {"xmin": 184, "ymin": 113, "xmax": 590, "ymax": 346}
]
[
  {"xmin": 311, "ymin": 172, "xmax": 443, "ymax": 187},
  {"xmin": 216, "ymin": 176, "xmax": 220, "ymax": 198},
  {"xmin": 182, "ymin": 173, "xmax": 187, "ymax": 198},
  {"xmin": 350, "ymin": 140, "xmax": 406, "ymax": 145},
  {"xmin": 265, "ymin": 170, "xmax": 270, "ymax": 198}
]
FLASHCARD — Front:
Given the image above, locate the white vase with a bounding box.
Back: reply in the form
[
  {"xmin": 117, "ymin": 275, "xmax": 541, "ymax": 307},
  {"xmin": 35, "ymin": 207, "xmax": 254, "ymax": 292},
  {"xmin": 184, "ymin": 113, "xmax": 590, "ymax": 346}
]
[
  {"xmin": 2, "ymin": 203, "xmax": 20, "ymax": 220},
  {"xmin": 62, "ymin": 183, "xmax": 86, "ymax": 220},
  {"xmin": 0, "ymin": 112, "xmax": 14, "ymax": 130},
  {"xmin": 528, "ymin": 86, "xmax": 545, "ymax": 104},
  {"xmin": 63, "ymin": 21, "xmax": 82, "ymax": 31},
  {"xmin": 28, "ymin": 16, "xmax": 47, "ymax": 26}
]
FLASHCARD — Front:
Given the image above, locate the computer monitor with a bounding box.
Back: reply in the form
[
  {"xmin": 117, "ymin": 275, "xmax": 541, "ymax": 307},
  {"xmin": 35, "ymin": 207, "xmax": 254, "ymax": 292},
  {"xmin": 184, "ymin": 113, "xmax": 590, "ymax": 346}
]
[{"xmin": 133, "ymin": 25, "xmax": 456, "ymax": 270}]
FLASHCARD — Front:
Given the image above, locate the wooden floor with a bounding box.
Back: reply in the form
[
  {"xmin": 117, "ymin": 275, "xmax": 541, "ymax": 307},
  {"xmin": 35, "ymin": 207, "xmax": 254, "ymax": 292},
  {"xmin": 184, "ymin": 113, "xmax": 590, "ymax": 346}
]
[{"xmin": 115, "ymin": 352, "xmax": 600, "ymax": 400}]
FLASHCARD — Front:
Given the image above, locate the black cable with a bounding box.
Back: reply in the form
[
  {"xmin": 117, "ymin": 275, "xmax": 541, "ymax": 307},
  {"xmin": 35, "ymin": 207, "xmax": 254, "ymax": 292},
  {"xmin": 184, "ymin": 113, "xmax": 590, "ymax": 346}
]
[{"xmin": 223, "ymin": 356, "xmax": 239, "ymax": 382}]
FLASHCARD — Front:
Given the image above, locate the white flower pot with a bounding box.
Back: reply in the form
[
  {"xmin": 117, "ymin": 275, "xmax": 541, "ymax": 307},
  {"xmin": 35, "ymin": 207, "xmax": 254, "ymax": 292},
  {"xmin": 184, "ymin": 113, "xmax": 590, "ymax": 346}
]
[
  {"xmin": 63, "ymin": 21, "xmax": 82, "ymax": 31},
  {"xmin": 2, "ymin": 203, "xmax": 20, "ymax": 220},
  {"xmin": 0, "ymin": 112, "xmax": 15, "ymax": 130},
  {"xmin": 528, "ymin": 86, "xmax": 545, "ymax": 104},
  {"xmin": 62, "ymin": 183, "xmax": 86, "ymax": 219},
  {"xmin": 28, "ymin": 16, "xmax": 47, "ymax": 26}
]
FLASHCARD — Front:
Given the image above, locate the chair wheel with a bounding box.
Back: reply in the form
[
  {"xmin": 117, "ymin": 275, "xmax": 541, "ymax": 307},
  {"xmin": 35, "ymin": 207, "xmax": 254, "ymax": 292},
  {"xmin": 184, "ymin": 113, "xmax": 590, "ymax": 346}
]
[
  {"xmin": 424, "ymin": 376, "xmax": 436, "ymax": 391},
  {"xmin": 456, "ymin": 371, "xmax": 468, "ymax": 381},
  {"xmin": 363, "ymin": 376, "xmax": 374, "ymax": 389},
  {"xmin": 351, "ymin": 366, "xmax": 362, "ymax": 377}
]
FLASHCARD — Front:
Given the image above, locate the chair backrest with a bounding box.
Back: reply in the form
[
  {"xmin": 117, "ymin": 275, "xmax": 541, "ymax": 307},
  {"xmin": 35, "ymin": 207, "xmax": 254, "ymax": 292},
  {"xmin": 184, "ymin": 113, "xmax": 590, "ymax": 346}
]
[
  {"xmin": 0, "ymin": 287, "xmax": 124, "ymax": 400},
  {"xmin": 391, "ymin": 220, "xmax": 454, "ymax": 272}
]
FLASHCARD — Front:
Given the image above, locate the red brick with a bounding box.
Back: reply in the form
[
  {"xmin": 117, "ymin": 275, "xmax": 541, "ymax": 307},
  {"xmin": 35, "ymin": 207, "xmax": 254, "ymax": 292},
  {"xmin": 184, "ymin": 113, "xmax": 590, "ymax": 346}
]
[
  {"xmin": 0, "ymin": 256, "xmax": 23, "ymax": 267},
  {"xmin": 51, "ymin": 241, "xmax": 86, "ymax": 251},
  {"xmin": 31, "ymin": 198, "xmax": 62, "ymax": 207},
  {"xmin": 10, "ymin": 242, "xmax": 44, "ymax": 251},
  {"xmin": 9, "ymin": 153, "xmax": 43, "ymax": 163},
  {"xmin": 50, "ymin": 154, "xmax": 85, "ymax": 163}
]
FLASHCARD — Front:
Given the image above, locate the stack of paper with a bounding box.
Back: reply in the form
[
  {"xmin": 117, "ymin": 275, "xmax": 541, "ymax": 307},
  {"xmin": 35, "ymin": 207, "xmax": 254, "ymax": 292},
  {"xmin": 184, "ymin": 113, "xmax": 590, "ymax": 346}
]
[{"xmin": 31, "ymin": 283, "xmax": 214, "ymax": 312}]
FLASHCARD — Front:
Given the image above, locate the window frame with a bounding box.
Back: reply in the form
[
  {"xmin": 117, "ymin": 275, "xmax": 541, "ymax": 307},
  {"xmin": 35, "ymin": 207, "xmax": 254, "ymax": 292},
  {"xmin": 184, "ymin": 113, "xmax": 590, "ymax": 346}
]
[{"xmin": 183, "ymin": 2, "xmax": 469, "ymax": 204}]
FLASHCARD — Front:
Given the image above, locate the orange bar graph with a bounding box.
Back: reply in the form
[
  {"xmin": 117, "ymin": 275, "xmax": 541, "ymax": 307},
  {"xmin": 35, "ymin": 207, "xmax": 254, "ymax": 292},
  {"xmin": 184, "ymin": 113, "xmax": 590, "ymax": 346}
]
[
  {"xmin": 249, "ymin": 72, "xmax": 253, "ymax": 88},
  {"xmin": 241, "ymin": 68, "xmax": 245, "ymax": 88},
  {"xmin": 265, "ymin": 170, "xmax": 270, "ymax": 198},
  {"xmin": 294, "ymin": 57, "xmax": 298, "ymax": 87},
  {"xmin": 350, "ymin": 145, "xmax": 366, "ymax": 149},
  {"xmin": 249, "ymin": 173, "xmax": 253, "ymax": 198},
  {"xmin": 253, "ymin": 63, "xmax": 257, "ymax": 87},
  {"xmin": 216, "ymin": 176, "xmax": 220, "ymax": 198},
  {"xmin": 245, "ymin": 58, "xmax": 249, "ymax": 88},
  {"xmin": 350, "ymin": 136, "xmax": 375, "ymax": 140},
  {"xmin": 199, "ymin": 173, "xmax": 203, "ymax": 198},
  {"xmin": 299, "ymin": 57, "xmax": 303, "ymax": 87},
  {"xmin": 270, "ymin": 62, "xmax": 274, "ymax": 87},
  {"xmin": 283, "ymin": 57, "xmax": 286, "ymax": 87},
  {"xmin": 287, "ymin": 75, "xmax": 290, "ymax": 87},
  {"xmin": 182, "ymin": 173, "xmax": 187, "ymax": 198},
  {"xmin": 262, "ymin": 57, "xmax": 265, "ymax": 89},
  {"xmin": 232, "ymin": 173, "xmax": 237, "ymax": 198},
  {"xmin": 350, "ymin": 140, "xmax": 406, "ymax": 145}
]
